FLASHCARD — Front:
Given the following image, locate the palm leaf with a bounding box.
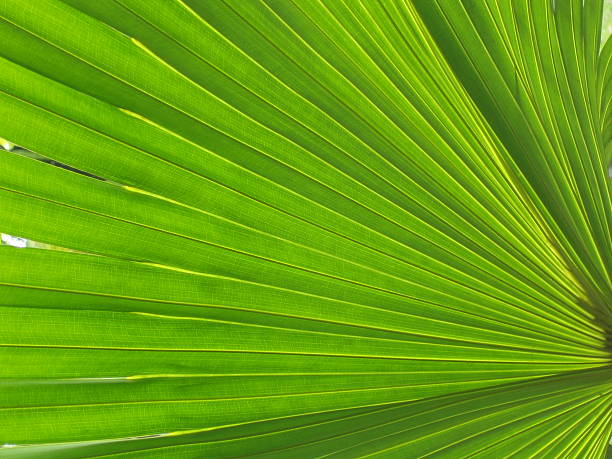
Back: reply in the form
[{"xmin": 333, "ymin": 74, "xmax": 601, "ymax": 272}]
[{"xmin": 0, "ymin": 0, "xmax": 609, "ymax": 456}]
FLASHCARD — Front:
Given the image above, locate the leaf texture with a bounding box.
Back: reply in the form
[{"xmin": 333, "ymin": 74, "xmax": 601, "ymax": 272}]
[{"xmin": 0, "ymin": 0, "xmax": 609, "ymax": 457}]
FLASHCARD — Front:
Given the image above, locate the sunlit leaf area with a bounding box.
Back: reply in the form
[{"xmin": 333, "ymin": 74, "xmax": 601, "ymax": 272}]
[{"xmin": 0, "ymin": 1, "xmax": 610, "ymax": 457}]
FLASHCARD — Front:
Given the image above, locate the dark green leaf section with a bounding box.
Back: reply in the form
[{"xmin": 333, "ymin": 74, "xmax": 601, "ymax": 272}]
[
  {"xmin": 1, "ymin": 368, "xmax": 610, "ymax": 458},
  {"xmin": 0, "ymin": 0, "xmax": 609, "ymax": 457}
]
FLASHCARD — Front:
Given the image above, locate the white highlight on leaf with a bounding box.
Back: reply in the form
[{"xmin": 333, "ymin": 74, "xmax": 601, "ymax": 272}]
[{"xmin": 1, "ymin": 234, "xmax": 27, "ymax": 248}]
